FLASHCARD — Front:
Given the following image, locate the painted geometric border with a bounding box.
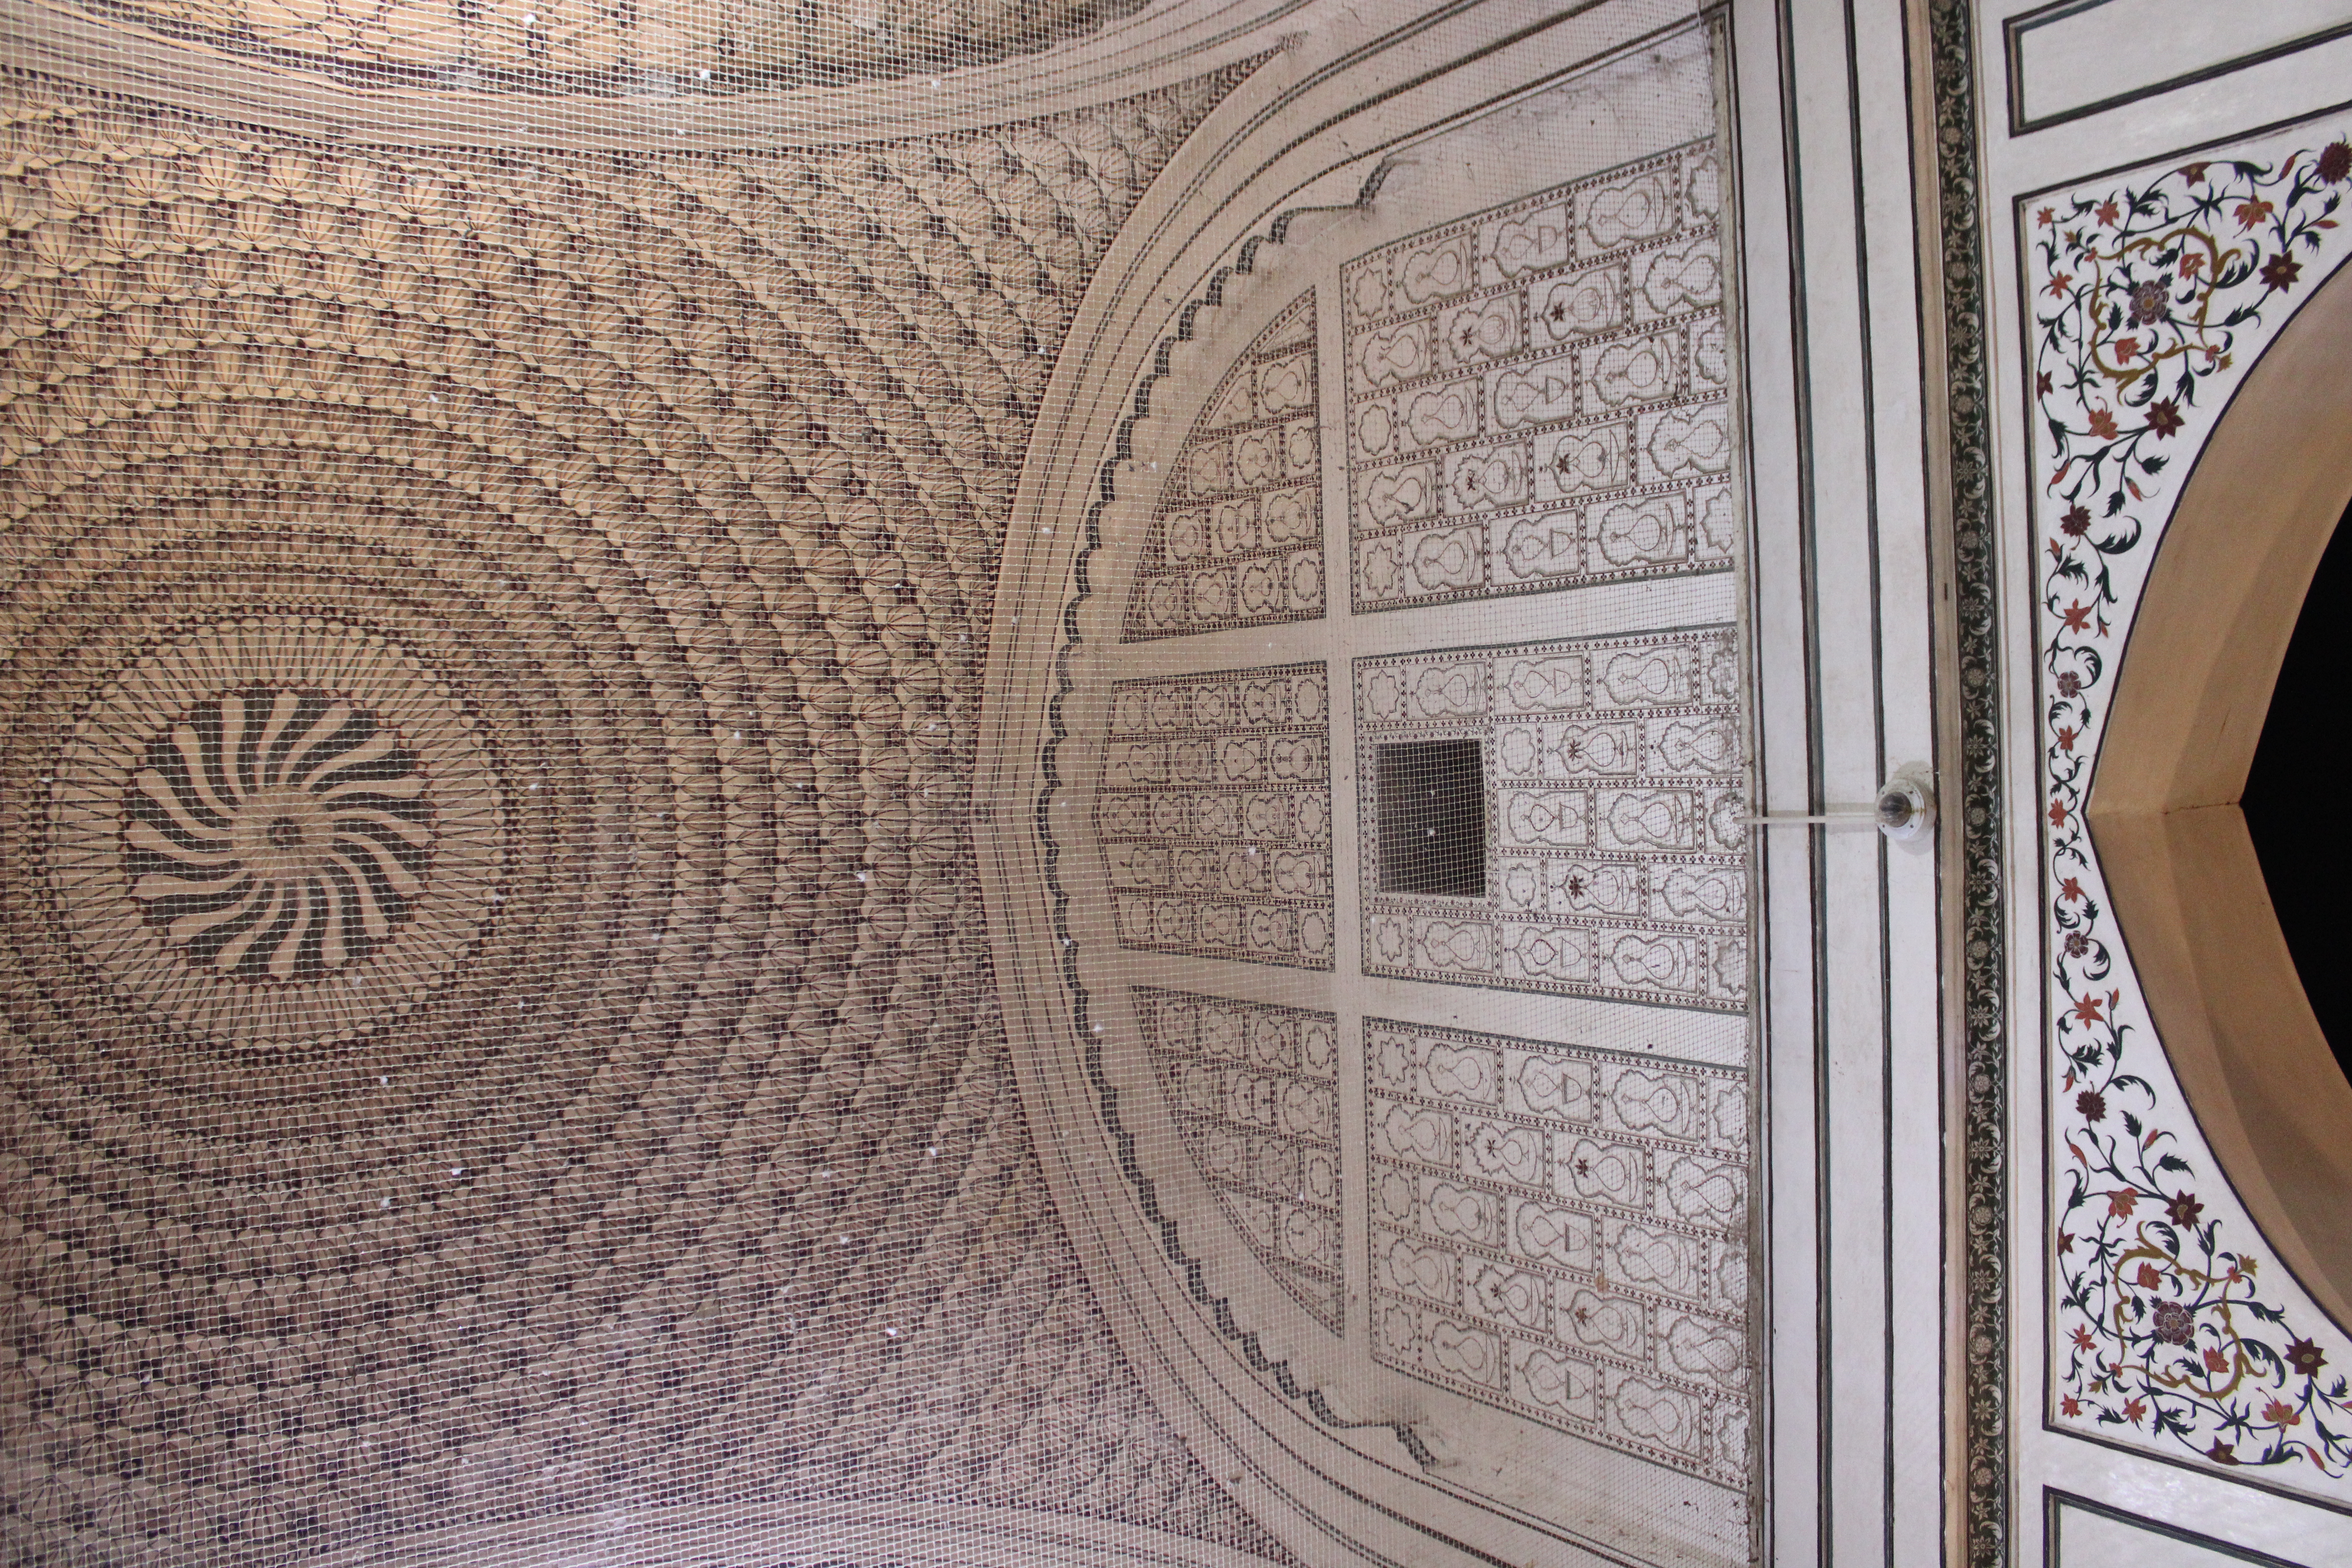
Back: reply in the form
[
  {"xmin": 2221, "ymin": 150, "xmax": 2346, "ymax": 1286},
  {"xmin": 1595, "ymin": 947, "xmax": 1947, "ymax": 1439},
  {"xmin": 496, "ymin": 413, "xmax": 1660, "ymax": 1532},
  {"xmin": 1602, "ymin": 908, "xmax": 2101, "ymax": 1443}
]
[{"xmin": 2024, "ymin": 120, "xmax": 2352, "ymax": 1502}]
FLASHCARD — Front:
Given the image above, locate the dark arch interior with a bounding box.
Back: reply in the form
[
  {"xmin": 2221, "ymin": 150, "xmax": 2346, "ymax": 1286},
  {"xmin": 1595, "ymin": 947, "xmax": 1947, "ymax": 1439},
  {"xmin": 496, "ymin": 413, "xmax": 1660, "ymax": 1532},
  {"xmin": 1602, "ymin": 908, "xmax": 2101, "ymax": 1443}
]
[{"xmin": 2242, "ymin": 494, "xmax": 2352, "ymax": 1090}]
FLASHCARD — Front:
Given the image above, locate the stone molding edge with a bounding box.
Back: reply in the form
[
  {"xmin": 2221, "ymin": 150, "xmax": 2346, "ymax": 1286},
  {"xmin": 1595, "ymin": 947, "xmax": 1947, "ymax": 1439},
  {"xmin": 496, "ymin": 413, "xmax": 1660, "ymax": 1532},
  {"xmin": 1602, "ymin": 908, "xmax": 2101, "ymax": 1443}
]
[
  {"xmin": 298, "ymin": 1501, "xmax": 1298, "ymax": 1568},
  {"xmin": 1924, "ymin": 2, "xmax": 2009, "ymax": 1564},
  {"xmin": 0, "ymin": 0, "xmax": 1310, "ymax": 149},
  {"xmin": 974, "ymin": 5, "xmax": 1731, "ymax": 1566}
]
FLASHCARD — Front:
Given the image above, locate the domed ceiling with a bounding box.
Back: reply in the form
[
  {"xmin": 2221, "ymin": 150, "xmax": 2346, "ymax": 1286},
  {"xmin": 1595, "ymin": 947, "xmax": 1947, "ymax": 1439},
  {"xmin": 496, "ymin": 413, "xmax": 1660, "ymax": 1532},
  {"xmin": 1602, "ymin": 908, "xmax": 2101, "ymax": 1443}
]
[
  {"xmin": 0, "ymin": 63, "xmax": 1303, "ymax": 1568},
  {"xmin": 43, "ymin": 0, "xmax": 1148, "ymax": 94}
]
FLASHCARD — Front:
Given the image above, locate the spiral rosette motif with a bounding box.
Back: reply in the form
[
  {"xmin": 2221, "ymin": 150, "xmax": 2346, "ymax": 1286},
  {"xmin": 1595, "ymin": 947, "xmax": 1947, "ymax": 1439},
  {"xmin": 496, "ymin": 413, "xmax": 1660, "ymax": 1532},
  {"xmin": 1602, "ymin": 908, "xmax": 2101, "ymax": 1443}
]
[
  {"xmin": 125, "ymin": 687, "xmax": 433, "ymax": 980},
  {"xmin": 47, "ymin": 619, "xmax": 504, "ymax": 1051}
]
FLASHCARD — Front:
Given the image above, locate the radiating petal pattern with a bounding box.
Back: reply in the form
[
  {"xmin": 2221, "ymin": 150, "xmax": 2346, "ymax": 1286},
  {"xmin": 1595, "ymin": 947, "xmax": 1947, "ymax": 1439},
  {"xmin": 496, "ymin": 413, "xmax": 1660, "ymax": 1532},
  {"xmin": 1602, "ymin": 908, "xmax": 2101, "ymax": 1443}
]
[{"xmin": 122, "ymin": 686, "xmax": 435, "ymax": 981}]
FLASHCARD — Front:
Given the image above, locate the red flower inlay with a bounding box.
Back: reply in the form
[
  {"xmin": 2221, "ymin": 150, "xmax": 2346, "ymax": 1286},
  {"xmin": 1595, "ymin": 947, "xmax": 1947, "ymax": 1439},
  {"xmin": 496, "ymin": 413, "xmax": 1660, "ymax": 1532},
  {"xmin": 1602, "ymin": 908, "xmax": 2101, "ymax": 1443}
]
[{"xmin": 2151, "ymin": 1300, "xmax": 2194, "ymax": 1346}]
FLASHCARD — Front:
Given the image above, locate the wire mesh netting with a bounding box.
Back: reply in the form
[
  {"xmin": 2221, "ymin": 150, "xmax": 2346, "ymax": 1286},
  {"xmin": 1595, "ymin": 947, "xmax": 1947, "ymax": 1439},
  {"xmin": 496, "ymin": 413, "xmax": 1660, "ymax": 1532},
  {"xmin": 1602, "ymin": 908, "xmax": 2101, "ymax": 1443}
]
[{"xmin": 0, "ymin": 5, "xmax": 1762, "ymax": 1565}]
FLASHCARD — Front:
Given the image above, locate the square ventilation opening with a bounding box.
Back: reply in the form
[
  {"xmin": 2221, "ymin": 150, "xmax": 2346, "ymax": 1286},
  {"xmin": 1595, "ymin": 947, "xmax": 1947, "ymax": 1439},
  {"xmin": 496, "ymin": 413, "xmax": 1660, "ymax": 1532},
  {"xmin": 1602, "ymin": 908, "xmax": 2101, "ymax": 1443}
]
[{"xmin": 1376, "ymin": 739, "xmax": 1486, "ymax": 898}]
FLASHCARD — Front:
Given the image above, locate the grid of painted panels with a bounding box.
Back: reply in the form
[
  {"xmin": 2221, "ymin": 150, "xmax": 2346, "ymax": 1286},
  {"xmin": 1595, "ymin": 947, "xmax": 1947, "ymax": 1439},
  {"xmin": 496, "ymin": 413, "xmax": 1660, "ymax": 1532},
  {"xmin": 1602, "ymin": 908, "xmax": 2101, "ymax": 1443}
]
[
  {"xmin": 1366, "ymin": 1018, "xmax": 1749, "ymax": 1485},
  {"xmin": 1100, "ymin": 664, "xmax": 1332, "ymax": 969},
  {"xmin": 1355, "ymin": 628, "xmax": 1747, "ymax": 1011},
  {"xmin": 1341, "ymin": 141, "xmax": 1733, "ymax": 611},
  {"xmin": 1135, "ymin": 987, "xmax": 1343, "ymax": 1331},
  {"xmin": 1123, "ymin": 294, "xmax": 1323, "ymax": 640}
]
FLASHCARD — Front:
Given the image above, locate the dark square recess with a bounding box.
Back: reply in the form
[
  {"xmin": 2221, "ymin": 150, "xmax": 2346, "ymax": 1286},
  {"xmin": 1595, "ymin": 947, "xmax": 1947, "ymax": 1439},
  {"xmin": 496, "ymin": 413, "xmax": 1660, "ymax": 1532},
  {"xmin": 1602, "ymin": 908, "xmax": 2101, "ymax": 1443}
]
[{"xmin": 1376, "ymin": 739, "xmax": 1486, "ymax": 898}]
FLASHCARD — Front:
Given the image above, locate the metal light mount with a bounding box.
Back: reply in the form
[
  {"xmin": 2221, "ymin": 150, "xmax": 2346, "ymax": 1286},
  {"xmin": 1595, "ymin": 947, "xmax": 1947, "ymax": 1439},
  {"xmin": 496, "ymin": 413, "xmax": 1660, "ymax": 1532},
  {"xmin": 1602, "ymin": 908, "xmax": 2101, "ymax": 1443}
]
[
  {"xmin": 1744, "ymin": 764, "xmax": 1936, "ymax": 846},
  {"xmin": 1873, "ymin": 766, "xmax": 1935, "ymax": 844}
]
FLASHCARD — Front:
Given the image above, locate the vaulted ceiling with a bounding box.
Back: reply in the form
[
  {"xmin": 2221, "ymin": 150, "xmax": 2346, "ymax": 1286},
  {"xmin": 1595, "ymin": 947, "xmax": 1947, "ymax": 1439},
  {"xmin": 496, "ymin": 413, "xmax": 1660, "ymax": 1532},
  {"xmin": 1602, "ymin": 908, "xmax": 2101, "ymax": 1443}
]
[{"xmin": 41, "ymin": 0, "xmax": 1148, "ymax": 94}]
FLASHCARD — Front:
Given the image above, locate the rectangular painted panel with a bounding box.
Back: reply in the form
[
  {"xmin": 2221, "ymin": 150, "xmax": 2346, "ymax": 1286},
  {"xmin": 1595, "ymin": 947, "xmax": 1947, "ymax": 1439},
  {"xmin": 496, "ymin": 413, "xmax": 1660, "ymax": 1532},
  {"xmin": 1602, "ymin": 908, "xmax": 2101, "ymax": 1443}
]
[
  {"xmin": 1339, "ymin": 142, "xmax": 1734, "ymax": 612},
  {"xmin": 1354, "ymin": 628, "xmax": 1748, "ymax": 1009},
  {"xmin": 1125, "ymin": 294, "xmax": 1326, "ymax": 639},
  {"xmin": 2054, "ymin": 1496, "xmax": 2305, "ymax": 1568},
  {"xmin": 1365, "ymin": 1017, "xmax": 1749, "ymax": 1485},
  {"xmin": 2008, "ymin": 0, "xmax": 2352, "ymax": 130},
  {"xmin": 1136, "ymin": 987, "xmax": 1345, "ymax": 1330}
]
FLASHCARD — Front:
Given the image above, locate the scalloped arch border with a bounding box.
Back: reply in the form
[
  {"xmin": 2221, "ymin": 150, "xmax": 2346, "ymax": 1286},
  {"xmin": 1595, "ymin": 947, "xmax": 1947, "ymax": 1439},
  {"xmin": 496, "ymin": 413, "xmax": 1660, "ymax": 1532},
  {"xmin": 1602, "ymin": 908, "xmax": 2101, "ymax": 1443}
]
[{"xmin": 975, "ymin": 8, "xmax": 1753, "ymax": 1566}]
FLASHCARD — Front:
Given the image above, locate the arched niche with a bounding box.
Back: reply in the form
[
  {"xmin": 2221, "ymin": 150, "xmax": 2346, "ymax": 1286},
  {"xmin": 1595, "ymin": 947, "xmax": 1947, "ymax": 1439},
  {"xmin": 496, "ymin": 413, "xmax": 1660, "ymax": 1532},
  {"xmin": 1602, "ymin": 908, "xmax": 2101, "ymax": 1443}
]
[{"xmin": 2088, "ymin": 255, "xmax": 2352, "ymax": 1331}]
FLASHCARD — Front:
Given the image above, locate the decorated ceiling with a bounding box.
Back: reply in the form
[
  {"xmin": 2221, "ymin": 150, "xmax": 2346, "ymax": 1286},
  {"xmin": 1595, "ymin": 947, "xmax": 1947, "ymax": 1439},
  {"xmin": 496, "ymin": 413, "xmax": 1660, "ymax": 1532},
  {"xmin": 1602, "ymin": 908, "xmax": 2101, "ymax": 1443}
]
[
  {"xmin": 7, "ymin": 2, "xmax": 2352, "ymax": 1567},
  {"xmin": 36, "ymin": 0, "xmax": 1145, "ymax": 94},
  {"xmin": 0, "ymin": 64, "xmax": 1302, "ymax": 1568}
]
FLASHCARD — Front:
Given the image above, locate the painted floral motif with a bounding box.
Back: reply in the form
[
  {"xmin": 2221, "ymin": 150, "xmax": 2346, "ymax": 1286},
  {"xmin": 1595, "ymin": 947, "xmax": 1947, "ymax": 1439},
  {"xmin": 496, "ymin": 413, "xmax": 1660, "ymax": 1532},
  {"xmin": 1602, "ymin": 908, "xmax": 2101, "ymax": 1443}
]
[{"xmin": 2034, "ymin": 134, "xmax": 2352, "ymax": 1485}]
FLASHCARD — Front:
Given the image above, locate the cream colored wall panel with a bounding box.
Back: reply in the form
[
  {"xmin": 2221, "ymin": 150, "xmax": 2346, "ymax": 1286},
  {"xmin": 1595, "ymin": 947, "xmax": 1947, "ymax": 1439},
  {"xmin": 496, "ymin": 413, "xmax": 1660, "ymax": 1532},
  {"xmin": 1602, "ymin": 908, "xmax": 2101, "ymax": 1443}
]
[
  {"xmin": 2053, "ymin": 1495, "xmax": 2301, "ymax": 1568},
  {"xmin": 1975, "ymin": 0, "xmax": 2352, "ymax": 1560},
  {"xmin": 2006, "ymin": 0, "xmax": 2352, "ymax": 132}
]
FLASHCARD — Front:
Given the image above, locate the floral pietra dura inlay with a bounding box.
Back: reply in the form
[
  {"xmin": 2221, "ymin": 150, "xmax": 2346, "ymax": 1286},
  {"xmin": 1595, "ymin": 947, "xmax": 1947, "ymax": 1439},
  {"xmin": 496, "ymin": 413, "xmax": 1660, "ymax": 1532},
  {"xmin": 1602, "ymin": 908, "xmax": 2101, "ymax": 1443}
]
[
  {"xmin": 125, "ymin": 687, "xmax": 433, "ymax": 981},
  {"xmin": 2032, "ymin": 130, "xmax": 2352, "ymax": 1488}
]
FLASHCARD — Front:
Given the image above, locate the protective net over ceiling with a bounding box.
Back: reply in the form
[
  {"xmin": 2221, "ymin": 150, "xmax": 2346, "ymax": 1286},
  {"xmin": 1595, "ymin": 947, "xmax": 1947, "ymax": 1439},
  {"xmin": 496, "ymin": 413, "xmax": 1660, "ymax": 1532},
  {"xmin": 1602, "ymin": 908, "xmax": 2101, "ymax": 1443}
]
[{"xmin": 0, "ymin": 4, "xmax": 1761, "ymax": 1566}]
